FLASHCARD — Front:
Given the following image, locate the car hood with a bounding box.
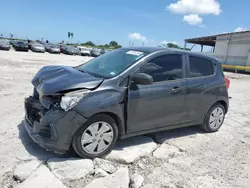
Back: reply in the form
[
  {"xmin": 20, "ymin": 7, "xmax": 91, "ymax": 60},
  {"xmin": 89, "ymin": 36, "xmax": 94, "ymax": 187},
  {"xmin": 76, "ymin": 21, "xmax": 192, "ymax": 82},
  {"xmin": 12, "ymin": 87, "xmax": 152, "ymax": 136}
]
[{"xmin": 32, "ymin": 65, "xmax": 104, "ymax": 95}]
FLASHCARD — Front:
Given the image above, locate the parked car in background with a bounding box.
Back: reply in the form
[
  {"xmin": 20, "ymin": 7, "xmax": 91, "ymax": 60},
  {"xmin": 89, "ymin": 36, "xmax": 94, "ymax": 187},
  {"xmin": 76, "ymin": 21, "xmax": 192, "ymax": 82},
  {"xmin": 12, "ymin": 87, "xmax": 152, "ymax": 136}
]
[
  {"xmin": 60, "ymin": 45, "xmax": 67, "ymax": 53},
  {"xmin": 0, "ymin": 39, "xmax": 11, "ymax": 51},
  {"xmin": 47, "ymin": 45, "xmax": 61, "ymax": 54},
  {"xmin": 90, "ymin": 48, "xmax": 101, "ymax": 57},
  {"xmin": 31, "ymin": 43, "xmax": 45, "ymax": 53},
  {"xmin": 77, "ymin": 46, "xmax": 91, "ymax": 56},
  {"xmin": 74, "ymin": 47, "xmax": 81, "ymax": 55},
  {"xmin": 63, "ymin": 46, "xmax": 76, "ymax": 55},
  {"xmin": 13, "ymin": 41, "xmax": 29, "ymax": 52},
  {"xmin": 43, "ymin": 43, "xmax": 51, "ymax": 52},
  {"xmin": 27, "ymin": 40, "xmax": 33, "ymax": 49},
  {"xmin": 24, "ymin": 47, "xmax": 229, "ymax": 158},
  {"xmin": 100, "ymin": 49, "xmax": 105, "ymax": 55}
]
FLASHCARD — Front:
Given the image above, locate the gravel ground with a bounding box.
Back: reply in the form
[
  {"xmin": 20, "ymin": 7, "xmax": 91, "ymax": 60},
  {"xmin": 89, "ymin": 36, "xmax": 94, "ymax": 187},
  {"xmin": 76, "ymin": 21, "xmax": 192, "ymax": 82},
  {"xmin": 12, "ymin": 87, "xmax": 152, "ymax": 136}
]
[{"xmin": 0, "ymin": 50, "xmax": 249, "ymax": 188}]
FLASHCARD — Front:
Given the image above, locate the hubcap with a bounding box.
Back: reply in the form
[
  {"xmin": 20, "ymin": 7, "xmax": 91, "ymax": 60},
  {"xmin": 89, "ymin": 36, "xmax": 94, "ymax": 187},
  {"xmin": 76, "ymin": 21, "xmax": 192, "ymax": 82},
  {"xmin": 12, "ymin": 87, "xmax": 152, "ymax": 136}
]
[
  {"xmin": 209, "ymin": 107, "xmax": 224, "ymax": 130},
  {"xmin": 81, "ymin": 121, "xmax": 114, "ymax": 154}
]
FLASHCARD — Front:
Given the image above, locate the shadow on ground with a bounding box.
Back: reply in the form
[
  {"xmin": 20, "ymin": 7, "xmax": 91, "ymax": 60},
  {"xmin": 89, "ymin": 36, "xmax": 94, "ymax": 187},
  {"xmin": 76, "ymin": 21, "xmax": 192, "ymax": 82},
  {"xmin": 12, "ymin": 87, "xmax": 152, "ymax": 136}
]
[
  {"xmin": 18, "ymin": 119, "xmax": 204, "ymax": 159},
  {"xmin": 149, "ymin": 125, "xmax": 205, "ymax": 143},
  {"xmin": 17, "ymin": 121, "xmax": 58, "ymax": 160}
]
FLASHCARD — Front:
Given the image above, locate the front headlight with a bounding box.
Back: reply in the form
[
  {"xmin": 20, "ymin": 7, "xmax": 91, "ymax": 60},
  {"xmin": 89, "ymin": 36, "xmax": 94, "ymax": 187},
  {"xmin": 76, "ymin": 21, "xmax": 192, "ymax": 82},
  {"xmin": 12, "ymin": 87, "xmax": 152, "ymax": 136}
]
[{"xmin": 60, "ymin": 89, "xmax": 90, "ymax": 111}]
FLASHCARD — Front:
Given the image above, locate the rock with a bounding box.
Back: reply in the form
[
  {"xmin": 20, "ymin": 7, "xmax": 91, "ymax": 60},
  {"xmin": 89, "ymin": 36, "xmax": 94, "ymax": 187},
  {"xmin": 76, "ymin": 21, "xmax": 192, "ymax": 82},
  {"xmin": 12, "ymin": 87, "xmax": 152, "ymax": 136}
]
[
  {"xmin": 105, "ymin": 136, "xmax": 157, "ymax": 164},
  {"xmin": 130, "ymin": 173, "xmax": 144, "ymax": 188},
  {"xmin": 16, "ymin": 165, "xmax": 66, "ymax": 188},
  {"xmin": 138, "ymin": 162, "xmax": 145, "ymax": 169},
  {"xmin": 84, "ymin": 167, "xmax": 129, "ymax": 188},
  {"xmin": 14, "ymin": 160, "xmax": 41, "ymax": 181},
  {"xmin": 95, "ymin": 168, "xmax": 109, "ymax": 178},
  {"xmin": 47, "ymin": 157, "xmax": 94, "ymax": 181},
  {"xmin": 93, "ymin": 158, "xmax": 123, "ymax": 174},
  {"xmin": 168, "ymin": 156, "xmax": 193, "ymax": 168},
  {"xmin": 153, "ymin": 144, "xmax": 181, "ymax": 159}
]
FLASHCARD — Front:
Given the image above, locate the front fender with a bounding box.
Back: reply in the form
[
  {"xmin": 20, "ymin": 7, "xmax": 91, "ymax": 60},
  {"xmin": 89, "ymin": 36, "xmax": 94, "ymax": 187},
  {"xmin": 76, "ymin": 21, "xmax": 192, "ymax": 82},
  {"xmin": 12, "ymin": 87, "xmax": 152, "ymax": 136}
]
[{"xmin": 73, "ymin": 87, "xmax": 126, "ymax": 135}]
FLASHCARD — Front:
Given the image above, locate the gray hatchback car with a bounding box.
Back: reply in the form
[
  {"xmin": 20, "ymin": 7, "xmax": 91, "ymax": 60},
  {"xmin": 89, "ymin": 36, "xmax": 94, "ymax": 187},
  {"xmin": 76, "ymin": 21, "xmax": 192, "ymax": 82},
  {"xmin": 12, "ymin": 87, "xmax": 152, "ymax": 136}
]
[{"xmin": 24, "ymin": 47, "xmax": 229, "ymax": 158}]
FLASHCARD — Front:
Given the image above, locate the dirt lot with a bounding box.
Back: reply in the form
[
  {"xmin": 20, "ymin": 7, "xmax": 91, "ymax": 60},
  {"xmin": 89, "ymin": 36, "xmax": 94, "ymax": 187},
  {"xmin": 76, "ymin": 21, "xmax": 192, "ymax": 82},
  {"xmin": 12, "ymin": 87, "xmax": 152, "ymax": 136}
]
[{"xmin": 0, "ymin": 50, "xmax": 249, "ymax": 188}]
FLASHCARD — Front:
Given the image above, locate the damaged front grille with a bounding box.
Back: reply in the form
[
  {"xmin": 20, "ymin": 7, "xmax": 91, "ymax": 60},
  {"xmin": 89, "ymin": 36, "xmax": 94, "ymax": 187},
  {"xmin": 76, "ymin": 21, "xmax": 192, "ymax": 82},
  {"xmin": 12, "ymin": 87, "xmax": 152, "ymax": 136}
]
[
  {"xmin": 25, "ymin": 97, "xmax": 53, "ymax": 139},
  {"xmin": 25, "ymin": 97, "xmax": 45, "ymax": 126}
]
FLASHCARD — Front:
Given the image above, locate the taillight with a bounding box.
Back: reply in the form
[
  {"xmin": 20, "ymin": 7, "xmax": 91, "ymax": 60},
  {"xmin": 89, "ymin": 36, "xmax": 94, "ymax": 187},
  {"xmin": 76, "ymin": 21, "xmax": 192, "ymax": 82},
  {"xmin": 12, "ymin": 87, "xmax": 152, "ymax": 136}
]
[{"xmin": 225, "ymin": 77, "xmax": 230, "ymax": 89}]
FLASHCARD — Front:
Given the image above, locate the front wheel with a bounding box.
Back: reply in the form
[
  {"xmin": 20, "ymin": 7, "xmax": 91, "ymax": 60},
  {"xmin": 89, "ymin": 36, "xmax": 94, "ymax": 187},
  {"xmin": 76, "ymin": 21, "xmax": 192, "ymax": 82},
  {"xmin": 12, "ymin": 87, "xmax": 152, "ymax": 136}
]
[
  {"xmin": 72, "ymin": 114, "xmax": 118, "ymax": 158},
  {"xmin": 201, "ymin": 103, "xmax": 225, "ymax": 132}
]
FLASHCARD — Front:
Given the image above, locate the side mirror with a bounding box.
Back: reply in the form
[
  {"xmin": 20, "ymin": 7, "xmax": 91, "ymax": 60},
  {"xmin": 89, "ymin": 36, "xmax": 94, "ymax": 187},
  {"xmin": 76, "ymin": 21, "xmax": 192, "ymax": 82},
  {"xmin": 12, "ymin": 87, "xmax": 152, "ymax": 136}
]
[{"xmin": 131, "ymin": 73, "xmax": 153, "ymax": 85}]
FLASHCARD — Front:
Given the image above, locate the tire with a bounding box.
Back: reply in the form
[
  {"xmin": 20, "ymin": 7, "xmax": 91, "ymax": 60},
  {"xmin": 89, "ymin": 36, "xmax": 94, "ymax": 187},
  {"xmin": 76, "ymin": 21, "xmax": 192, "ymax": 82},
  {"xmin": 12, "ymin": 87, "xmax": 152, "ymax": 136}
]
[
  {"xmin": 201, "ymin": 103, "xmax": 225, "ymax": 132},
  {"xmin": 72, "ymin": 114, "xmax": 118, "ymax": 158}
]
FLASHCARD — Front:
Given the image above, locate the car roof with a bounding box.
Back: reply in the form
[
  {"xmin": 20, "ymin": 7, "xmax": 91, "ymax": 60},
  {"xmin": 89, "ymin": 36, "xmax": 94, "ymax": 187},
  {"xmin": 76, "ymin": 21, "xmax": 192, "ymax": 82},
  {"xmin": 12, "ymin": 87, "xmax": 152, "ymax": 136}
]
[{"xmin": 122, "ymin": 46, "xmax": 218, "ymax": 62}]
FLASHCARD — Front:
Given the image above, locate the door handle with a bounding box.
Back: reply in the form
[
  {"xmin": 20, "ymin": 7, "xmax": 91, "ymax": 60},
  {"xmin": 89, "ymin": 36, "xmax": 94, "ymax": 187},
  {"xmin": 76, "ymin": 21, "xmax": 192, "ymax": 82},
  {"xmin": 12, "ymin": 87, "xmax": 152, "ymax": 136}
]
[{"xmin": 172, "ymin": 86, "xmax": 182, "ymax": 93}]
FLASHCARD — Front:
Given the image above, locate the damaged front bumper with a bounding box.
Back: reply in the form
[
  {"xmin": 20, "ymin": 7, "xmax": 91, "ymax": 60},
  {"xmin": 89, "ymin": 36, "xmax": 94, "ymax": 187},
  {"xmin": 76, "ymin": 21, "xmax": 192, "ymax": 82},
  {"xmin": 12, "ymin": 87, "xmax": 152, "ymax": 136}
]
[{"xmin": 24, "ymin": 96, "xmax": 88, "ymax": 153}]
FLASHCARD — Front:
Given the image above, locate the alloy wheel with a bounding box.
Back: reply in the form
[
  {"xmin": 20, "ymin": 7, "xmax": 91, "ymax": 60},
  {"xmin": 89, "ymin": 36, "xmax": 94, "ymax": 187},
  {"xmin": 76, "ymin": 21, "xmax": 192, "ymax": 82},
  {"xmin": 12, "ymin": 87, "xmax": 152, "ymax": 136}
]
[
  {"xmin": 81, "ymin": 121, "xmax": 114, "ymax": 154},
  {"xmin": 209, "ymin": 107, "xmax": 224, "ymax": 130}
]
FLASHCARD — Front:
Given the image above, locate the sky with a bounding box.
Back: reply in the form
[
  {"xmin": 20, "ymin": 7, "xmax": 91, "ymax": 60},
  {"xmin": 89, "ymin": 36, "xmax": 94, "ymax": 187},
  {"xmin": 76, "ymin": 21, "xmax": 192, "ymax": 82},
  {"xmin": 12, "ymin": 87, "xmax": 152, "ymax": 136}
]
[{"xmin": 0, "ymin": 0, "xmax": 249, "ymax": 48}]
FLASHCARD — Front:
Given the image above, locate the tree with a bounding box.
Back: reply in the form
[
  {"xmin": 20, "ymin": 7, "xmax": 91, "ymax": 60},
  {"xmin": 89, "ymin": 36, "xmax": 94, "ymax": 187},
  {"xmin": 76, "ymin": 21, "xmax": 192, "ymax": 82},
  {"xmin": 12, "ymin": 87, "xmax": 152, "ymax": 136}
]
[
  {"xmin": 109, "ymin": 41, "xmax": 118, "ymax": 46},
  {"xmin": 0, "ymin": 33, "xmax": 3, "ymax": 38},
  {"xmin": 84, "ymin": 41, "xmax": 95, "ymax": 46},
  {"xmin": 167, "ymin": 43, "xmax": 179, "ymax": 49},
  {"xmin": 71, "ymin": 32, "xmax": 74, "ymax": 43},
  {"xmin": 68, "ymin": 32, "xmax": 71, "ymax": 43}
]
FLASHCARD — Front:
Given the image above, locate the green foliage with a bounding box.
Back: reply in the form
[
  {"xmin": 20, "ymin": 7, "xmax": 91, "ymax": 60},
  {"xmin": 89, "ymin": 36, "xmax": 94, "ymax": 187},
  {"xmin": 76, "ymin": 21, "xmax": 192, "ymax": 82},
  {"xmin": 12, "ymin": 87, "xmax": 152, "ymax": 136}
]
[
  {"xmin": 78, "ymin": 41, "xmax": 122, "ymax": 50},
  {"xmin": 109, "ymin": 41, "xmax": 118, "ymax": 46},
  {"xmin": 167, "ymin": 43, "xmax": 179, "ymax": 48},
  {"xmin": 83, "ymin": 41, "xmax": 95, "ymax": 46},
  {"xmin": 166, "ymin": 42, "xmax": 191, "ymax": 51}
]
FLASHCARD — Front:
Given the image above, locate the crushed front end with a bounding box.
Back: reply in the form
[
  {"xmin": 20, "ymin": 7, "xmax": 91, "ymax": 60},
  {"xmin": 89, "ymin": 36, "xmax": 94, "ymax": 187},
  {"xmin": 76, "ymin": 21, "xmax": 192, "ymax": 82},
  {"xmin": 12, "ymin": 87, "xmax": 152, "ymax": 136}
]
[{"xmin": 24, "ymin": 88, "xmax": 88, "ymax": 153}]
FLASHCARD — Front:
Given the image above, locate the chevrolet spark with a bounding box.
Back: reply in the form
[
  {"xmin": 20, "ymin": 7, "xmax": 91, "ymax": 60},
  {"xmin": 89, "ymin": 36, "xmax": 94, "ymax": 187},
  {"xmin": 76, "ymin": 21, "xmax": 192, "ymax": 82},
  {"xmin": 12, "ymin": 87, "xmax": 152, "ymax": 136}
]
[{"xmin": 24, "ymin": 47, "xmax": 229, "ymax": 158}]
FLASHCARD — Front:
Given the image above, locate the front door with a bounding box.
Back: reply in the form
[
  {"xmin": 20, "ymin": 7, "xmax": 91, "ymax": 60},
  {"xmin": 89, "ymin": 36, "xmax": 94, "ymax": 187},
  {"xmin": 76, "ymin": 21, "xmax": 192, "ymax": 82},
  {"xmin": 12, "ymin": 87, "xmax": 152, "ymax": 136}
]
[{"xmin": 127, "ymin": 54, "xmax": 187, "ymax": 133}]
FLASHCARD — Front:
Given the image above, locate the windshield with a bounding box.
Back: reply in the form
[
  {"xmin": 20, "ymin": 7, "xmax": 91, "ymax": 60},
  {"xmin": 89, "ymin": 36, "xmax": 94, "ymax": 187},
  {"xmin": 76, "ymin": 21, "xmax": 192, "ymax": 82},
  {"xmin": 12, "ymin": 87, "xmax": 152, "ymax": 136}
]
[
  {"xmin": 78, "ymin": 48, "xmax": 148, "ymax": 78},
  {"xmin": 17, "ymin": 41, "xmax": 26, "ymax": 45}
]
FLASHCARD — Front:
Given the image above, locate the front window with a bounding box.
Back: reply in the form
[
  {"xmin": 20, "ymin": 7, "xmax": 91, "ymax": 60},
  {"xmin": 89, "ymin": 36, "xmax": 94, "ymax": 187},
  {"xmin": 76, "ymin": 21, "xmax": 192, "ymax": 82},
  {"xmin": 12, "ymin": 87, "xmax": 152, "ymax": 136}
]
[{"xmin": 78, "ymin": 48, "xmax": 148, "ymax": 78}]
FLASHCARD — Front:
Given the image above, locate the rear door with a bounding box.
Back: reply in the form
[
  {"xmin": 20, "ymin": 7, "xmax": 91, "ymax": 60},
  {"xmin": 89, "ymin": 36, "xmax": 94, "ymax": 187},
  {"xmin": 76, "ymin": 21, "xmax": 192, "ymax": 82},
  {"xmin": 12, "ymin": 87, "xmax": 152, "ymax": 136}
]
[
  {"xmin": 185, "ymin": 55, "xmax": 217, "ymax": 123},
  {"xmin": 127, "ymin": 53, "xmax": 188, "ymax": 133}
]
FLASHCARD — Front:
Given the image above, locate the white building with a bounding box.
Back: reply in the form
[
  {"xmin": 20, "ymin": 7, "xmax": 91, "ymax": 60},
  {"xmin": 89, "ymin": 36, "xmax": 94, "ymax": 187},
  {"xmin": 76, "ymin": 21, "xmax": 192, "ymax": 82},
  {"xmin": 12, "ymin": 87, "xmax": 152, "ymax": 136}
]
[{"xmin": 185, "ymin": 31, "xmax": 250, "ymax": 69}]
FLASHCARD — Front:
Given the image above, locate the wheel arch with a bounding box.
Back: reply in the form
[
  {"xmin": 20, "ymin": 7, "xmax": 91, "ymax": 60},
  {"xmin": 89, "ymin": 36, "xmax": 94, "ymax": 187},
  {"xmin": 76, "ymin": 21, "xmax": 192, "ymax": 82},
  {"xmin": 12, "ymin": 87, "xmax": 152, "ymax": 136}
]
[
  {"xmin": 93, "ymin": 112, "xmax": 125, "ymax": 137},
  {"xmin": 216, "ymin": 100, "xmax": 228, "ymax": 113}
]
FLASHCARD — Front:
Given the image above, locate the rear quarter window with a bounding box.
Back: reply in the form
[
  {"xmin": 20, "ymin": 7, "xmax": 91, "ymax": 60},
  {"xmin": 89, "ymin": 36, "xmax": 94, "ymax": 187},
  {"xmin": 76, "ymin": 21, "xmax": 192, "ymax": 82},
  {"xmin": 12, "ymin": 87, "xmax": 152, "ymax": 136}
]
[{"xmin": 189, "ymin": 56, "xmax": 214, "ymax": 78}]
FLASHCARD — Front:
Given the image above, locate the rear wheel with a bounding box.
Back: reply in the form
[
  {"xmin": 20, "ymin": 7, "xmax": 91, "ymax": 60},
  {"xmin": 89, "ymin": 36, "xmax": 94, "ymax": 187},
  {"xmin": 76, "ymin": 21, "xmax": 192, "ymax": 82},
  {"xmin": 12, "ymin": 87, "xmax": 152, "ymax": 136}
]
[
  {"xmin": 201, "ymin": 103, "xmax": 225, "ymax": 132},
  {"xmin": 72, "ymin": 114, "xmax": 118, "ymax": 158}
]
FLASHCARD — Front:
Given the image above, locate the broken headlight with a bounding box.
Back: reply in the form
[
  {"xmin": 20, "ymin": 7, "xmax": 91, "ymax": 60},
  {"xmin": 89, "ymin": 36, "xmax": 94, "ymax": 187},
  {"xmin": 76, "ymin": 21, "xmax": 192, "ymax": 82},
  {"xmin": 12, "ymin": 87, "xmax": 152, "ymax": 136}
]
[{"xmin": 60, "ymin": 89, "xmax": 90, "ymax": 111}]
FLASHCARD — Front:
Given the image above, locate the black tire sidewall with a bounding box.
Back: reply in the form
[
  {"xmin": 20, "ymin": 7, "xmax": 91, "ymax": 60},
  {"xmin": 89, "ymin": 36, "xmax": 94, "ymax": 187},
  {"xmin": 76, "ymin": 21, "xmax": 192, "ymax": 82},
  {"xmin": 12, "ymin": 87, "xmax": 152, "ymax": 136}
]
[
  {"xmin": 72, "ymin": 114, "xmax": 118, "ymax": 158},
  {"xmin": 204, "ymin": 104, "xmax": 225, "ymax": 132}
]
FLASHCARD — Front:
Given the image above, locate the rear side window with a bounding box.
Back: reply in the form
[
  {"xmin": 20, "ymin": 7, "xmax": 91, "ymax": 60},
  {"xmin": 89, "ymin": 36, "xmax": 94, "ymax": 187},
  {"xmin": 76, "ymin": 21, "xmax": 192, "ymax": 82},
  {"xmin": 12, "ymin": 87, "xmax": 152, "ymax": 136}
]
[
  {"xmin": 189, "ymin": 56, "xmax": 214, "ymax": 78},
  {"xmin": 139, "ymin": 54, "xmax": 183, "ymax": 82}
]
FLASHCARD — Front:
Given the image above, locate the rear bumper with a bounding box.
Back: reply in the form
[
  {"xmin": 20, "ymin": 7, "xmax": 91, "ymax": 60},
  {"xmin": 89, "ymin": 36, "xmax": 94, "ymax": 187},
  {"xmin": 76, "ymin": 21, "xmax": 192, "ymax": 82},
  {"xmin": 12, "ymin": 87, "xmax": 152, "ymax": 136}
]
[{"xmin": 24, "ymin": 97, "xmax": 88, "ymax": 153}]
